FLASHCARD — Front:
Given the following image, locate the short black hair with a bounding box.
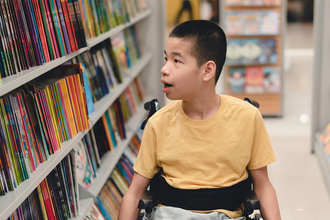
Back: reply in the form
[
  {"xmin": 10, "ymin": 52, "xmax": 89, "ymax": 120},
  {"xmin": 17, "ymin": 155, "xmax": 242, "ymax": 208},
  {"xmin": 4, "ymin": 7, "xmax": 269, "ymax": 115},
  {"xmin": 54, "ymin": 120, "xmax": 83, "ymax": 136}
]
[{"xmin": 169, "ymin": 20, "xmax": 227, "ymax": 84}]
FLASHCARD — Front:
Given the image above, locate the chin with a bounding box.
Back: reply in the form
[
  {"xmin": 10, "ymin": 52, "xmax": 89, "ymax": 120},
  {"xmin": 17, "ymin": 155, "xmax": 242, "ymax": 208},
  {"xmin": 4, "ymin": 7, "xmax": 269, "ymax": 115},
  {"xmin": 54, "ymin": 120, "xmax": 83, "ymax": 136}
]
[{"xmin": 165, "ymin": 94, "xmax": 179, "ymax": 101}]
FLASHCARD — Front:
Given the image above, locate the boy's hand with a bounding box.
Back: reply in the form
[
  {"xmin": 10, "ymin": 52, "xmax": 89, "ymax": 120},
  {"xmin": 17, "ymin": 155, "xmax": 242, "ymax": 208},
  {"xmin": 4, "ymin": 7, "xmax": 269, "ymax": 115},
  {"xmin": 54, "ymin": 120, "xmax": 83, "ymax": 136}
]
[
  {"xmin": 250, "ymin": 166, "xmax": 281, "ymax": 220},
  {"xmin": 118, "ymin": 172, "xmax": 151, "ymax": 220}
]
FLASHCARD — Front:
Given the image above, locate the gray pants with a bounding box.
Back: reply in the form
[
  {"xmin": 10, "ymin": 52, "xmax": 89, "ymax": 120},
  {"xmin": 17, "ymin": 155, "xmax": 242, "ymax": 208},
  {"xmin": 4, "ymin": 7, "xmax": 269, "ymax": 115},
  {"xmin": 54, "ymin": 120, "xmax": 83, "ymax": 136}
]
[{"xmin": 143, "ymin": 206, "xmax": 246, "ymax": 220}]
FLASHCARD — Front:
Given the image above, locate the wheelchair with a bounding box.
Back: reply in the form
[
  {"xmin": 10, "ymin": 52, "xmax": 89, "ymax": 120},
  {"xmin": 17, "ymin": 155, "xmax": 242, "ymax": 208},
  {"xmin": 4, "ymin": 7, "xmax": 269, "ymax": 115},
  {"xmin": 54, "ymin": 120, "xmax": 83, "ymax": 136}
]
[{"xmin": 137, "ymin": 98, "xmax": 263, "ymax": 220}]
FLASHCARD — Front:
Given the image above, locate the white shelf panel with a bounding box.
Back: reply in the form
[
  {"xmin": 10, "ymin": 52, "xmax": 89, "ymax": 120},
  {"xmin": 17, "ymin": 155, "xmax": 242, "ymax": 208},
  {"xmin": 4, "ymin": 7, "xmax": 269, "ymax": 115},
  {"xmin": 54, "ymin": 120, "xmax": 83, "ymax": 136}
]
[
  {"xmin": 89, "ymin": 52, "xmax": 152, "ymax": 125},
  {"xmin": 314, "ymin": 132, "xmax": 330, "ymax": 198},
  {"xmin": 88, "ymin": 100, "xmax": 149, "ymax": 197},
  {"xmin": 0, "ymin": 130, "xmax": 88, "ymax": 220},
  {"xmin": 86, "ymin": 10, "xmax": 151, "ymax": 49},
  {"xmin": 0, "ymin": 48, "xmax": 87, "ymax": 97},
  {"xmin": 71, "ymin": 198, "xmax": 95, "ymax": 220}
]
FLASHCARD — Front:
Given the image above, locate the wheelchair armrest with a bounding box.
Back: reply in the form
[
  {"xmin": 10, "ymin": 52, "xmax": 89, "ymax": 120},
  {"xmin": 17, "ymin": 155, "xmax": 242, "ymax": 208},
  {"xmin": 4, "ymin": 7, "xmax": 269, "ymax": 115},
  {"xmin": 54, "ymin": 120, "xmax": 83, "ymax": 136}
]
[
  {"xmin": 138, "ymin": 199, "xmax": 155, "ymax": 214},
  {"xmin": 244, "ymin": 191, "xmax": 261, "ymax": 215},
  {"xmin": 254, "ymin": 213, "xmax": 264, "ymax": 220}
]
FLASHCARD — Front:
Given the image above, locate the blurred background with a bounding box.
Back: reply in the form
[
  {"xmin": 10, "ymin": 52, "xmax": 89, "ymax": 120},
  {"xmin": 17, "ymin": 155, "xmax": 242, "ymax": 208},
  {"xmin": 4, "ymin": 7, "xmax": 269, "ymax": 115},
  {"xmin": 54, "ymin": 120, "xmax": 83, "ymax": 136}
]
[{"xmin": 164, "ymin": 1, "xmax": 330, "ymax": 219}]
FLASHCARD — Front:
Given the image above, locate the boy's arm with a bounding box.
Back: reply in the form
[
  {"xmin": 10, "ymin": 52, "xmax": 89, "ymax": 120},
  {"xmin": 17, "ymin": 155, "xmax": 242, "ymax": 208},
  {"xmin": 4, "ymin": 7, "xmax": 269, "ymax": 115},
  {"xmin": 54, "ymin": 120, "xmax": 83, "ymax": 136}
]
[
  {"xmin": 250, "ymin": 166, "xmax": 281, "ymax": 220},
  {"xmin": 118, "ymin": 172, "xmax": 151, "ymax": 220}
]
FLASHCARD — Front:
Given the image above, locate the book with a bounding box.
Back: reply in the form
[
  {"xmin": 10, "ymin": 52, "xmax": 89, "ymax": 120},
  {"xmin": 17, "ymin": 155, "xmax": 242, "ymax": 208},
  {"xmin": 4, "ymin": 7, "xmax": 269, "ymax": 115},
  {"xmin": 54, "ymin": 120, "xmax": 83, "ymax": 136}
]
[
  {"xmin": 226, "ymin": 39, "xmax": 242, "ymax": 65},
  {"xmin": 259, "ymin": 10, "xmax": 280, "ymax": 35},
  {"xmin": 320, "ymin": 123, "xmax": 330, "ymax": 146},
  {"xmin": 242, "ymin": 11, "xmax": 260, "ymax": 35},
  {"xmin": 85, "ymin": 203, "xmax": 106, "ymax": 220},
  {"xmin": 81, "ymin": 63, "xmax": 95, "ymax": 115},
  {"xmin": 38, "ymin": 0, "xmax": 56, "ymax": 60},
  {"xmin": 244, "ymin": 66, "xmax": 264, "ymax": 94},
  {"xmin": 48, "ymin": 0, "xmax": 67, "ymax": 56},
  {"xmin": 241, "ymin": 39, "xmax": 261, "ymax": 65},
  {"xmin": 258, "ymin": 38, "xmax": 277, "ymax": 64},
  {"xmin": 73, "ymin": 139, "xmax": 93, "ymax": 188},
  {"xmin": 228, "ymin": 68, "xmax": 245, "ymax": 93},
  {"xmin": 55, "ymin": 0, "xmax": 72, "ymax": 54},
  {"xmin": 111, "ymin": 31, "xmax": 129, "ymax": 72},
  {"xmin": 225, "ymin": 11, "xmax": 243, "ymax": 35},
  {"xmin": 43, "ymin": 0, "xmax": 61, "ymax": 58},
  {"xmin": 60, "ymin": 0, "xmax": 78, "ymax": 52},
  {"xmin": 263, "ymin": 67, "xmax": 280, "ymax": 93}
]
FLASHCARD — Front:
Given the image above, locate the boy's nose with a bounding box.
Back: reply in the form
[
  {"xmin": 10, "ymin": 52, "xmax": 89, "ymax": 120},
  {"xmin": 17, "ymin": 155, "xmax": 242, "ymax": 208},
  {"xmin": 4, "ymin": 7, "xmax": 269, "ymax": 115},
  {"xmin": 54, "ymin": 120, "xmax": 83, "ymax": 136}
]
[{"xmin": 161, "ymin": 65, "xmax": 169, "ymax": 76}]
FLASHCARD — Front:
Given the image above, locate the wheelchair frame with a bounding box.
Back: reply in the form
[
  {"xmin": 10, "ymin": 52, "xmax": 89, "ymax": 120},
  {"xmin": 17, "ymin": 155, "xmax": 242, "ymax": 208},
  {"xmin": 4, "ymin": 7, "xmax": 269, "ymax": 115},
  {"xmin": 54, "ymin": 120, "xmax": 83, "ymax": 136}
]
[{"xmin": 137, "ymin": 98, "xmax": 264, "ymax": 220}]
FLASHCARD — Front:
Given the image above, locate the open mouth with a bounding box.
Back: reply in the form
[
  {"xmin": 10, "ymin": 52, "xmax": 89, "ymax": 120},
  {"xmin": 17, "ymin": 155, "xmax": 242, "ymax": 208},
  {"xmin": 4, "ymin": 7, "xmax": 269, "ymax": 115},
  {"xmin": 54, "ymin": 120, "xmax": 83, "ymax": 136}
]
[{"xmin": 164, "ymin": 83, "xmax": 173, "ymax": 88}]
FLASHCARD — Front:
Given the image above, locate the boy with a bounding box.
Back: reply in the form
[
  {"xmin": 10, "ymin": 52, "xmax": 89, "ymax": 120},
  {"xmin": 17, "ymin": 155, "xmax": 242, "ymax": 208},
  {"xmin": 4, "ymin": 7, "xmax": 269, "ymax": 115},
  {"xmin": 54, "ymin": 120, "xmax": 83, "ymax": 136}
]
[{"xmin": 118, "ymin": 20, "xmax": 281, "ymax": 220}]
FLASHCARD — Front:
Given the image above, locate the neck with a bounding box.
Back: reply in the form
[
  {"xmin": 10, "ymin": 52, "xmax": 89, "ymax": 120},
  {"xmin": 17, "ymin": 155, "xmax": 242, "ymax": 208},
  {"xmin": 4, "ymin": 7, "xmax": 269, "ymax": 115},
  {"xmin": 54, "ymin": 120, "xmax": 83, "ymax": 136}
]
[{"xmin": 182, "ymin": 93, "xmax": 221, "ymax": 120}]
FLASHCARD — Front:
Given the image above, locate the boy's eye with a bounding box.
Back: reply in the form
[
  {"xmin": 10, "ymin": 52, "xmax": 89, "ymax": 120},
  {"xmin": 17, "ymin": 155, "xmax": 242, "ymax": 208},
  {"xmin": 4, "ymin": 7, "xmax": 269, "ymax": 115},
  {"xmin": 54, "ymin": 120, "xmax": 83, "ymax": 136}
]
[
  {"xmin": 164, "ymin": 57, "xmax": 167, "ymax": 62},
  {"xmin": 174, "ymin": 59, "xmax": 180, "ymax": 63}
]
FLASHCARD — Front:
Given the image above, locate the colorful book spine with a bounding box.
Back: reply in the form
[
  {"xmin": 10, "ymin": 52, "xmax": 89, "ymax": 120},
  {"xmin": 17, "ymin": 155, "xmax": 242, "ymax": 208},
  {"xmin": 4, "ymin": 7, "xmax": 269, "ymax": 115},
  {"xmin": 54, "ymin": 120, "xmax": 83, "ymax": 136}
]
[
  {"xmin": 48, "ymin": 0, "xmax": 67, "ymax": 56},
  {"xmin": 55, "ymin": 0, "xmax": 72, "ymax": 54},
  {"xmin": 60, "ymin": 0, "xmax": 77, "ymax": 52},
  {"xmin": 14, "ymin": 0, "xmax": 36, "ymax": 67},
  {"xmin": 8, "ymin": 0, "xmax": 29, "ymax": 70},
  {"xmin": 31, "ymin": 0, "xmax": 51, "ymax": 62},
  {"xmin": 29, "ymin": 0, "xmax": 49, "ymax": 62},
  {"xmin": 43, "ymin": 0, "xmax": 60, "ymax": 58},
  {"xmin": 67, "ymin": 0, "xmax": 82, "ymax": 48},
  {"xmin": 25, "ymin": 0, "xmax": 46, "ymax": 64},
  {"xmin": 38, "ymin": 0, "xmax": 55, "ymax": 60}
]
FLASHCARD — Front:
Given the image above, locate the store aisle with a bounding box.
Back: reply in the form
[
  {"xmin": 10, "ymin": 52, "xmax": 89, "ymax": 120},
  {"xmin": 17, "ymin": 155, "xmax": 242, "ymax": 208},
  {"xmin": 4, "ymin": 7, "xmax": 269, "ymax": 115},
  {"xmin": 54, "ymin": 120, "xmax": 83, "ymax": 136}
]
[{"xmin": 264, "ymin": 23, "xmax": 330, "ymax": 219}]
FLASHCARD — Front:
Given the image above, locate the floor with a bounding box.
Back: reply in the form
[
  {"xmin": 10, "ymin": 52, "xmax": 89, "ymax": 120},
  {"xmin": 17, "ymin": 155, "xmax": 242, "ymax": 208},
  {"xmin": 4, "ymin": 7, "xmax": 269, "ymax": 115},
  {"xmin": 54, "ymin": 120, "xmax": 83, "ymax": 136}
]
[{"xmin": 265, "ymin": 22, "xmax": 330, "ymax": 219}]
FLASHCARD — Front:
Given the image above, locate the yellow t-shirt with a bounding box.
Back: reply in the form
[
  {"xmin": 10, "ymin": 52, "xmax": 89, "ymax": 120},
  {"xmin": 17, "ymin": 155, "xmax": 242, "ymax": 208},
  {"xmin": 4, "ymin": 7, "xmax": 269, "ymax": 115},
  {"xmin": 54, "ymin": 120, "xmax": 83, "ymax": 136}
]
[{"xmin": 133, "ymin": 95, "xmax": 277, "ymax": 218}]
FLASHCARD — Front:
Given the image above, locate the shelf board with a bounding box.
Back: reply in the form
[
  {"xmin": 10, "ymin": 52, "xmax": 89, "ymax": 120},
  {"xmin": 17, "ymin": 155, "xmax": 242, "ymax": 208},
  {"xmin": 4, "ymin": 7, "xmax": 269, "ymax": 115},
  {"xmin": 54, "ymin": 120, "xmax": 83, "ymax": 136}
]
[
  {"xmin": 89, "ymin": 52, "xmax": 152, "ymax": 125},
  {"xmin": 0, "ymin": 130, "xmax": 88, "ymax": 220},
  {"xmin": 71, "ymin": 198, "xmax": 95, "ymax": 220},
  {"xmin": 88, "ymin": 99, "xmax": 149, "ymax": 197},
  {"xmin": 0, "ymin": 48, "xmax": 87, "ymax": 97},
  {"xmin": 314, "ymin": 132, "xmax": 330, "ymax": 198},
  {"xmin": 86, "ymin": 10, "xmax": 151, "ymax": 49}
]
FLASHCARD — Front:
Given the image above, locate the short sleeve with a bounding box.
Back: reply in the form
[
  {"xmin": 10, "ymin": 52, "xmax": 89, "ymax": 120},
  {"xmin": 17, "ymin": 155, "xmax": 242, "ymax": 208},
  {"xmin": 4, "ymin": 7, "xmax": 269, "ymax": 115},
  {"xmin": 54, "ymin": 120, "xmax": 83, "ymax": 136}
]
[
  {"xmin": 248, "ymin": 110, "xmax": 277, "ymax": 170},
  {"xmin": 133, "ymin": 121, "xmax": 160, "ymax": 179}
]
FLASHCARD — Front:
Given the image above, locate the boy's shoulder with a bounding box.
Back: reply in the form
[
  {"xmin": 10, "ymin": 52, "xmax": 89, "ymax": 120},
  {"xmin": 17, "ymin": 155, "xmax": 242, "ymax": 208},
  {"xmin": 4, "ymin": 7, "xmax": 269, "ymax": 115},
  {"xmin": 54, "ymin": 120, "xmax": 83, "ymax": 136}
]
[
  {"xmin": 148, "ymin": 100, "xmax": 180, "ymax": 123},
  {"xmin": 222, "ymin": 95, "xmax": 258, "ymax": 113}
]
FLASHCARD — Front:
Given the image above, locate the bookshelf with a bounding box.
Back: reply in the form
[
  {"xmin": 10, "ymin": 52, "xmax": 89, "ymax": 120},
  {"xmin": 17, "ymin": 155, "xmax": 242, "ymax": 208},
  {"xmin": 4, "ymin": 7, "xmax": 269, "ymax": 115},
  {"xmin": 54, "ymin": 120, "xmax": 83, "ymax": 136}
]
[
  {"xmin": 312, "ymin": 0, "xmax": 330, "ymax": 198},
  {"xmin": 220, "ymin": 0, "xmax": 285, "ymax": 116},
  {"xmin": 0, "ymin": 0, "xmax": 165, "ymax": 219},
  {"xmin": 0, "ymin": 48, "xmax": 87, "ymax": 97},
  {"xmin": 88, "ymin": 99, "xmax": 150, "ymax": 198},
  {"xmin": 86, "ymin": 10, "xmax": 152, "ymax": 49}
]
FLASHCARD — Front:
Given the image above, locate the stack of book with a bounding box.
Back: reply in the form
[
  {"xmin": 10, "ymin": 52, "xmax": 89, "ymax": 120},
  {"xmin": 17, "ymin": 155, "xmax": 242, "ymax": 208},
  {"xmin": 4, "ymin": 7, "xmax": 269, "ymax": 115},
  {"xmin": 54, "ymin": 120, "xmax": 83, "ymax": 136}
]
[
  {"xmin": 80, "ymin": 0, "xmax": 148, "ymax": 39},
  {"xmin": 6, "ymin": 154, "xmax": 79, "ymax": 220},
  {"xmin": 226, "ymin": 38, "xmax": 277, "ymax": 66},
  {"xmin": 225, "ymin": 10, "xmax": 280, "ymax": 36},
  {"xmin": 85, "ymin": 138, "xmax": 140, "ymax": 220},
  {"xmin": 0, "ymin": 0, "xmax": 87, "ymax": 78},
  {"xmin": 73, "ymin": 76, "xmax": 145, "ymax": 188},
  {"xmin": 228, "ymin": 66, "xmax": 280, "ymax": 94},
  {"xmin": 0, "ymin": 64, "xmax": 90, "ymax": 196},
  {"xmin": 110, "ymin": 26, "xmax": 142, "ymax": 73}
]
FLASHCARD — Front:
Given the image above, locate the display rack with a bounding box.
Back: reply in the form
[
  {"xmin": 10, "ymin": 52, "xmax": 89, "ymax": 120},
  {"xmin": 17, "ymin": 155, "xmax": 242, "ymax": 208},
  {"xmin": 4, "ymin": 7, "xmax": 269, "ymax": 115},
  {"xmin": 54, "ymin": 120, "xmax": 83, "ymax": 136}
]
[
  {"xmin": 312, "ymin": 0, "xmax": 330, "ymax": 197},
  {"xmin": 220, "ymin": 0, "xmax": 285, "ymax": 116},
  {"xmin": 0, "ymin": 0, "xmax": 165, "ymax": 219}
]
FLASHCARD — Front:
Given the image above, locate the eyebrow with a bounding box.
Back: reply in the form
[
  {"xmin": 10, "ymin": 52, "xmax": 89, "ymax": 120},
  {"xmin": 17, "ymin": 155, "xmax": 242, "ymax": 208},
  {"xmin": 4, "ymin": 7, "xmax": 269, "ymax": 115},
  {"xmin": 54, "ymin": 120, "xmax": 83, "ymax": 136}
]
[{"xmin": 164, "ymin": 50, "xmax": 185, "ymax": 59}]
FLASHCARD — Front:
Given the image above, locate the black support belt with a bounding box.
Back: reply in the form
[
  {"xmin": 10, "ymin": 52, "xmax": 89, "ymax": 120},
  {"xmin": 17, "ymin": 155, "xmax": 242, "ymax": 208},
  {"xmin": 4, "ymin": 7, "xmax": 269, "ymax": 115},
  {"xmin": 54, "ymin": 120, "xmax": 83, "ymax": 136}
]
[{"xmin": 151, "ymin": 174, "xmax": 251, "ymax": 211}]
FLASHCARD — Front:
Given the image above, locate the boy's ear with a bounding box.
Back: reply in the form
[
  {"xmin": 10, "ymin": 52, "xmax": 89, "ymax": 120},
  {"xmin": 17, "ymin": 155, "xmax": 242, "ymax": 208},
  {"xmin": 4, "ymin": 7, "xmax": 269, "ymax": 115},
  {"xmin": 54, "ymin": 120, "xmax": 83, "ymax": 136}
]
[{"xmin": 203, "ymin": 61, "xmax": 216, "ymax": 82}]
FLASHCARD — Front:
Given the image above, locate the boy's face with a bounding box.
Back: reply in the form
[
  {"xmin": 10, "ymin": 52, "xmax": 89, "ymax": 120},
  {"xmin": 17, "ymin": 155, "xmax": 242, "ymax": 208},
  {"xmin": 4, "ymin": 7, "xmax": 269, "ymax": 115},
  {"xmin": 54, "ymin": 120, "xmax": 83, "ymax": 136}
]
[{"xmin": 161, "ymin": 37, "xmax": 204, "ymax": 101}]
